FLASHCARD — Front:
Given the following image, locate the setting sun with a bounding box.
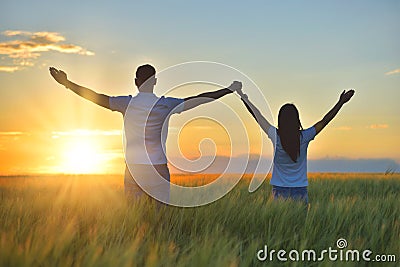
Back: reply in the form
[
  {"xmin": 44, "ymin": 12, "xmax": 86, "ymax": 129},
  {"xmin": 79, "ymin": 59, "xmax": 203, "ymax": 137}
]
[
  {"xmin": 60, "ymin": 139, "xmax": 103, "ymax": 174},
  {"xmin": 0, "ymin": 1, "xmax": 398, "ymax": 176}
]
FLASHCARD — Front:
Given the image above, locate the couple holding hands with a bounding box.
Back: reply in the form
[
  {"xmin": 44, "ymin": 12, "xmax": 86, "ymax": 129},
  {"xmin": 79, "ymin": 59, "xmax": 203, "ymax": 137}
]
[{"xmin": 50, "ymin": 64, "xmax": 354, "ymax": 205}]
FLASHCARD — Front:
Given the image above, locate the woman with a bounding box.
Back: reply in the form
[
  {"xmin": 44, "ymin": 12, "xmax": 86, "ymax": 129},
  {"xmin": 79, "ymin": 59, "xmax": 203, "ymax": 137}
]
[{"xmin": 237, "ymin": 89, "xmax": 355, "ymax": 204}]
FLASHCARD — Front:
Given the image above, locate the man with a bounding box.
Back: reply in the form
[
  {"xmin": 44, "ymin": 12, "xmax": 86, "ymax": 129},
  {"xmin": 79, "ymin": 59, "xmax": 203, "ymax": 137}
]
[{"xmin": 49, "ymin": 65, "xmax": 241, "ymax": 204}]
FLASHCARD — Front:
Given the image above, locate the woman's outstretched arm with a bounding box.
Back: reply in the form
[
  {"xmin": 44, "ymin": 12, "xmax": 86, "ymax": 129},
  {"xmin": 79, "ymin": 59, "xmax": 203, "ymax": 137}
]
[
  {"xmin": 314, "ymin": 89, "xmax": 355, "ymax": 135},
  {"xmin": 237, "ymin": 89, "xmax": 272, "ymax": 134}
]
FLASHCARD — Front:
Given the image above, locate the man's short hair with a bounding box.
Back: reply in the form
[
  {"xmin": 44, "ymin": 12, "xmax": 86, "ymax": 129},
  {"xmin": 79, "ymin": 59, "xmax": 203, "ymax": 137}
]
[{"xmin": 136, "ymin": 64, "xmax": 156, "ymax": 86}]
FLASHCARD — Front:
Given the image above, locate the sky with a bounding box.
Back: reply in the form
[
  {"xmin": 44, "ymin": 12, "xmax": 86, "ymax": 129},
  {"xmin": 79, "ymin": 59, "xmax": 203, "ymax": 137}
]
[{"xmin": 0, "ymin": 0, "xmax": 399, "ymax": 174}]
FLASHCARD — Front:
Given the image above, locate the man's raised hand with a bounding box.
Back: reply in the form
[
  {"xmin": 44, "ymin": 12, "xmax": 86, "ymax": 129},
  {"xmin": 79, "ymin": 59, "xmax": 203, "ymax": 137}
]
[{"xmin": 49, "ymin": 67, "xmax": 68, "ymax": 86}]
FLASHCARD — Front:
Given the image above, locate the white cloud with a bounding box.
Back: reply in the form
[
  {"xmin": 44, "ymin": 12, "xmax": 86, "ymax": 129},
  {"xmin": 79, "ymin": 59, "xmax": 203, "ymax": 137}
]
[
  {"xmin": 0, "ymin": 30, "xmax": 94, "ymax": 72},
  {"xmin": 368, "ymin": 124, "xmax": 389, "ymax": 129},
  {"xmin": 385, "ymin": 68, "xmax": 400, "ymax": 76},
  {"xmin": 0, "ymin": 66, "xmax": 21, "ymax": 72}
]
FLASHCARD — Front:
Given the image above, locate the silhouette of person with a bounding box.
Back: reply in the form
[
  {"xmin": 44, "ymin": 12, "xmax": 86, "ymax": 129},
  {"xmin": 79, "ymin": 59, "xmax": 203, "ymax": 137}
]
[
  {"xmin": 236, "ymin": 88, "xmax": 355, "ymax": 204},
  {"xmin": 49, "ymin": 65, "xmax": 242, "ymax": 204}
]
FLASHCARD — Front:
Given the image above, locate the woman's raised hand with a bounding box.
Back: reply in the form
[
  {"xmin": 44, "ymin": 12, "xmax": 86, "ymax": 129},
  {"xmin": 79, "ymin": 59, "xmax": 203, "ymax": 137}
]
[{"xmin": 339, "ymin": 89, "xmax": 355, "ymax": 104}]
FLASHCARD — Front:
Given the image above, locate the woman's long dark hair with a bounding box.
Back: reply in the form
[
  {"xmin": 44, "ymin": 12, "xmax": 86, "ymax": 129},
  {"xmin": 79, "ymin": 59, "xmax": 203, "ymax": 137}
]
[{"xmin": 278, "ymin": 104, "xmax": 303, "ymax": 162}]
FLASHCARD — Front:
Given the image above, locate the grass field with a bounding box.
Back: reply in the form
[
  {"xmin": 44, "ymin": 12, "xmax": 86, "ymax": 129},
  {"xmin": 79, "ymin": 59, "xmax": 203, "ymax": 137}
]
[{"xmin": 0, "ymin": 173, "xmax": 399, "ymax": 266}]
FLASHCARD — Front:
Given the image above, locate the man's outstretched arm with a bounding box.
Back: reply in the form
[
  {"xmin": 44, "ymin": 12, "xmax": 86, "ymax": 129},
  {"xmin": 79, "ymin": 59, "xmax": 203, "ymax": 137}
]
[
  {"xmin": 49, "ymin": 67, "xmax": 111, "ymax": 110},
  {"xmin": 182, "ymin": 81, "xmax": 242, "ymax": 111}
]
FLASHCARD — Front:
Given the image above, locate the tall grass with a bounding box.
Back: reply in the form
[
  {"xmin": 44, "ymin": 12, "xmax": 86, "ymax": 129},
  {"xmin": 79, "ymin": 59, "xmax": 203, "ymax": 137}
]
[{"xmin": 0, "ymin": 174, "xmax": 399, "ymax": 266}]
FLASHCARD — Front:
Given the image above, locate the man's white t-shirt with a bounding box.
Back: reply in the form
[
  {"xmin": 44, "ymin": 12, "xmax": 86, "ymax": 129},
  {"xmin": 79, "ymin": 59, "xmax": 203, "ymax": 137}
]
[
  {"xmin": 267, "ymin": 126, "xmax": 316, "ymax": 187},
  {"xmin": 109, "ymin": 92, "xmax": 184, "ymax": 165}
]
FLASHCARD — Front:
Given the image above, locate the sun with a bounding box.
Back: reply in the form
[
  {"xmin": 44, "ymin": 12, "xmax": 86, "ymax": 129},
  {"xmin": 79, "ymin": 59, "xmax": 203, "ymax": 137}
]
[{"xmin": 60, "ymin": 139, "xmax": 103, "ymax": 174}]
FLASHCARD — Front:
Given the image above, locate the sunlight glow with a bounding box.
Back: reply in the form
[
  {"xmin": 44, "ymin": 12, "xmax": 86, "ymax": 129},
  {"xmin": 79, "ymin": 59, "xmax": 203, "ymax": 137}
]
[{"xmin": 60, "ymin": 139, "xmax": 103, "ymax": 174}]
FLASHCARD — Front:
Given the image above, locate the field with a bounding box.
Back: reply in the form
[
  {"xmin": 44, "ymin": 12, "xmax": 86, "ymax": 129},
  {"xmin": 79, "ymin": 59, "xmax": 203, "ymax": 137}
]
[{"xmin": 0, "ymin": 173, "xmax": 399, "ymax": 266}]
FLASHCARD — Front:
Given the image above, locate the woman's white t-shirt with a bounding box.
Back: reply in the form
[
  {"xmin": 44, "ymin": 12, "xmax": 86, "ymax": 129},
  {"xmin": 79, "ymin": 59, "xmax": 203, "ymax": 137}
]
[{"xmin": 267, "ymin": 126, "xmax": 316, "ymax": 187}]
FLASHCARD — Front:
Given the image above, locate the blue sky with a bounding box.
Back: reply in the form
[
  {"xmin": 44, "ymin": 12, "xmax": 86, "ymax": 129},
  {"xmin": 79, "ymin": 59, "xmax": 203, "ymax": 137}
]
[{"xmin": 0, "ymin": 0, "xmax": 399, "ymax": 174}]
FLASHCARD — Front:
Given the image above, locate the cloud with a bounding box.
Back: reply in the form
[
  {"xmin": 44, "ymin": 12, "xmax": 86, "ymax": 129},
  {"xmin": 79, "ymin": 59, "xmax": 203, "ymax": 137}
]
[
  {"xmin": 335, "ymin": 126, "xmax": 352, "ymax": 131},
  {"xmin": 308, "ymin": 158, "xmax": 399, "ymax": 173},
  {"xmin": 385, "ymin": 68, "xmax": 400, "ymax": 75},
  {"xmin": 0, "ymin": 66, "xmax": 21, "ymax": 72},
  {"xmin": 0, "ymin": 131, "xmax": 26, "ymax": 136},
  {"xmin": 169, "ymin": 155, "xmax": 399, "ymax": 173},
  {"xmin": 0, "ymin": 30, "xmax": 94, "ymax": 72},
  {"xmin": 51, "ymin": 129, "xmax": 122, "ymax": 138},
  {"xmin": 3, "ymin": 30, "xmax": 66, "ymax": 43},
  {"xmin": 368, "ymin": 124, "xmax": 389, "ymax": 129}
]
